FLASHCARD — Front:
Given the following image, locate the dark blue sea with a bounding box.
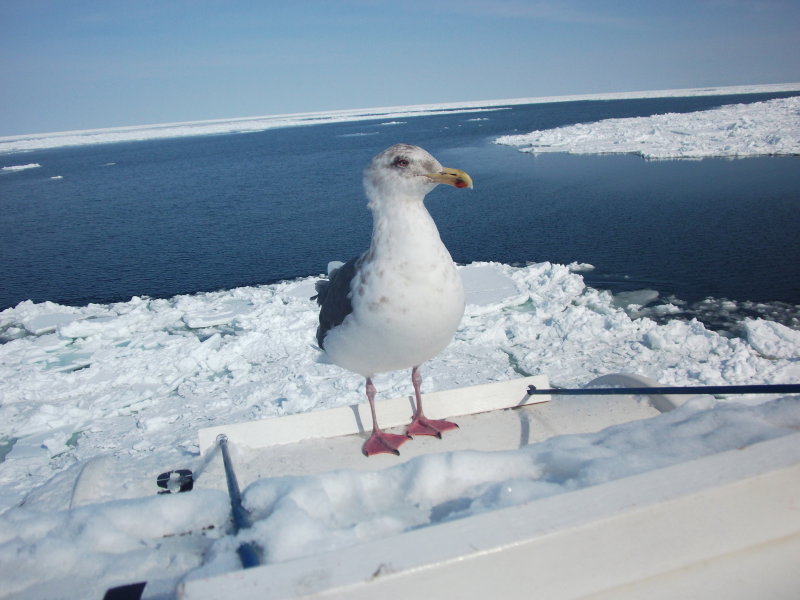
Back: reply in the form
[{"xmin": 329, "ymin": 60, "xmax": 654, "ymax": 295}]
[{"xmin": 2, "ymin": 91, "xmax": 799, "ymax": 330}]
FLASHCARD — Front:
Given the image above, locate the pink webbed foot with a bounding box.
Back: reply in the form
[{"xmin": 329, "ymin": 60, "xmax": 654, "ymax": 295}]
[
  {"xmin": 362, "ymin": 430, "xmax": 411, "ymax": 456},
  {"xmin": 407, "ymin": 415, "xmax": 459, "ymax": 438}
]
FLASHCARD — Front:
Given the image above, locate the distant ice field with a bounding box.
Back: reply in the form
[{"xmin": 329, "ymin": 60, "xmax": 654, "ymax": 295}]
[{"xmin": 1, "ymin": 82, "xmax": 797, "ymax": 153}]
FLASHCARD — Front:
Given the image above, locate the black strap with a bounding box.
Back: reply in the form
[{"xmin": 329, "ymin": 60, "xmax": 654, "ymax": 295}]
[{"xmin": 527, "ymin": 384, "xmax": 800, "ymax": 396}]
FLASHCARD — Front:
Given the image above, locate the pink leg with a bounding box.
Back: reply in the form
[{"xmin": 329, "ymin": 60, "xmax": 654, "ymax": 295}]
[
  {"xmin": 362, "ymin": 377, "xmax": 411, "ymax": 456},
  {"xmin": 406, "ymin": 366, "xmax": 459, "ymax": 438}
]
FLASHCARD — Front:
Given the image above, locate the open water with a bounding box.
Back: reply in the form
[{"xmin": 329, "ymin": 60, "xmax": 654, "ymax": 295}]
[{"xmin": 1, "ymin": 92, "xmax": 799, "ymax": 324}]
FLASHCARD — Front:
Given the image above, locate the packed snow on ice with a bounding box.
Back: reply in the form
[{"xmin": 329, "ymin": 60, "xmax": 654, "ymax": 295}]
[
  {"xmin": 1, "ymin": 261, "xmax": 799, "ymax": 598},
  {"xmin": 495, "ymin": 96, "xmax": 800, "ymax": 159}
]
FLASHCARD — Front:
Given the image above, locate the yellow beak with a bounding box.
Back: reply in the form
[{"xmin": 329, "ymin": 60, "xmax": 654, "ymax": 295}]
[{"xmin": 425, "ymin": 167, "xmax": 473, "ymax": 189}]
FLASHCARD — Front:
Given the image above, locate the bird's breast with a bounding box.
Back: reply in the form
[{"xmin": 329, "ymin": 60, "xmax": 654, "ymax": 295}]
[
  {"xmin": 355, "ymin": 256, "xmax": 464, "ymax": 335},
  {"xmin": 321, "ymin": 201, "xmax": 466, "ymax": 376},
  {"xmin": 323, "ymin": 254, "xmax": 465, "ymax": 376}
]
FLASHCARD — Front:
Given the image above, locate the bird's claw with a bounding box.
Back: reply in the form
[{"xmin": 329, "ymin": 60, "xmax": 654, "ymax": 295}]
[
  {"xmin": 407, "ymin": 415, "xmax": 459, "ymax": 438},
  {"xmin": 362, "ymin": 430, "xmax": 411, "ymax": 456}
]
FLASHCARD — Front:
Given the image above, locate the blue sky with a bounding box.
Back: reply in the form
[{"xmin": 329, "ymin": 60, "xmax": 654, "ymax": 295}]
[{"xmin": 1, "ymin": 0, "xmax": 798, "ymax": 135}]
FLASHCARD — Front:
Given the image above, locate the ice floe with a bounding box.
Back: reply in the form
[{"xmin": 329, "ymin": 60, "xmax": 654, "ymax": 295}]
[
  {"xmin": 1, "ymin": 162, "xmax": 41, "ymax": 172},
  {"xmin": 495, "ymin": 96, "xmax": 800, "ymax": 159},
  {"xmin": 0, "ymin": 261, "xmax": 798, "ymax": 598}
]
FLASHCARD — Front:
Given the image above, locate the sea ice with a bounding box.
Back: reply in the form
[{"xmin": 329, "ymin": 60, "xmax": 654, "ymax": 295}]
[
  {"xmin": 495, "ymin": 96, "xmax": 800, "ymax": 159},
  {"xmin": 744, "ymin": 318, "xmax": 800, "ymax": 359},
  {"xmin": 0, "ymin": 261, "xmax": 798, "ymax": 599},
  {"xmin": 1, "ymin": 83, "xmax": 797, "ymax": 154},
  {"xmin": 0, "ymin": 107, "xmax": 506, "ymax": 154},
  {"xmin": 1, "ymin": 163, "xmax": 41, "ymax": 172}
]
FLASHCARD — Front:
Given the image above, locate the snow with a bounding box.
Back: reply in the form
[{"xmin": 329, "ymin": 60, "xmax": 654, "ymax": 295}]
[
  {"xmin": 744, "ymin": 319, "xmax": 800, "ymax": 359},
  {"xmin": 495, "ymin": 96, "xmax": 800, "ymax": 159},
  {"xmin": 1, "ymin": 261, "xmax": 799, "ymax": 598},
  {"xmin": 224, "ymin": 397, "xmax": 800, "ymax": 567},
  {"xmin": 1, "ymin": 82, "xmax": 798, "ymax": 154}
]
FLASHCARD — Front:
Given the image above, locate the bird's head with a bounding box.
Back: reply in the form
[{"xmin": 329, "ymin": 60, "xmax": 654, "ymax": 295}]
[{"xmin": 364, "ymin": 144, "xmax": 473, "ymax": 206}]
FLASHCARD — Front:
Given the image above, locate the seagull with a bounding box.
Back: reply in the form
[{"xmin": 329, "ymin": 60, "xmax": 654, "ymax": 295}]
[{"xmin": 314, "ymin": 144, "xmax": 473, "ymax": 456}]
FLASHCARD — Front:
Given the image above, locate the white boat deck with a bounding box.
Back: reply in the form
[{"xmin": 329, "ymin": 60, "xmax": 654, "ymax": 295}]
[
  {"xmin": 182, "ymin": 433, "xmax": 800, "ymax": 600},
  {"xmin": 193, "ymin": 375, "xmax": 670, "ymax": 485},
  {"xmin": 180, "ymin": 375, "xmax": 800, "ymax": 599}
]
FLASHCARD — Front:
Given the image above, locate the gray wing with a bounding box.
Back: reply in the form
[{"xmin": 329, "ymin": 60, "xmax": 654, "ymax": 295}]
[{"xmin": 314, "ymin": 256, "xmax": 360, "ymax": 350}]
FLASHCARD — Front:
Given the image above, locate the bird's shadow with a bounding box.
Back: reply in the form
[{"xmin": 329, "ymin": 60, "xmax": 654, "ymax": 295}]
[{"xmin": 347, "ymin": 396, "xmax": 416, "ymax": 436}]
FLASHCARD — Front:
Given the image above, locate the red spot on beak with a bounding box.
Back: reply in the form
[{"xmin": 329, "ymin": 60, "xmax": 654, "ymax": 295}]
[{"xmin": 454, "ymin": 180, "xmax": 468, "ymax": 188}]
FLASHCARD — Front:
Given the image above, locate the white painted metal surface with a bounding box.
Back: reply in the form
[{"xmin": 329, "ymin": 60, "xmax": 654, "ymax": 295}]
[
  {"xmin": 198, "ymin": 375, "xmax": 551, "ymax": 454},
  {"xmin": 193, "ymin": 375, "xmax": 670, "ymax": 485},
  {"xmin": 180, "ymin": 432, "xmax": 800, "ymax": 600}
]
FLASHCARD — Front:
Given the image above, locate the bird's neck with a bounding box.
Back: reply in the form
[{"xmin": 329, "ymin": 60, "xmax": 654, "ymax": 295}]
[{"xmin": 367, "ymin": 197, "xmax": 448, "ymax": 265}]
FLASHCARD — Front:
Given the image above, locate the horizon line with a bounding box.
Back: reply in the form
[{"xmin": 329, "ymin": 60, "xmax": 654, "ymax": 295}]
[{"xmin": 2, "ymin": 81, "xmax": 799, "ymax": 151}]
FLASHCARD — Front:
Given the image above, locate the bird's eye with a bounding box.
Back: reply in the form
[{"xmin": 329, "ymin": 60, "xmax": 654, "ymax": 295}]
[{"xmin": 393, "ymin": 158, "xmax": 410, "ymax": 168}]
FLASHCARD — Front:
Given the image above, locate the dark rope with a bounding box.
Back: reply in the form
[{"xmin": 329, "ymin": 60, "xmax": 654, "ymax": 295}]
[{"xmin": 527, "ymin": 383, "xmax": 800, "ymax": 396}]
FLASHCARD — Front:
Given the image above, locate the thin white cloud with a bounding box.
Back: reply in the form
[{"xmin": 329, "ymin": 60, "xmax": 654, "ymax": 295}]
[
  {"xmin": 350, "ymin": 0, "xmax": 640, "ymax": 26},
  {"xmin": 453, "ymin": 0, "xmax": 638, "ymax": 25}
]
